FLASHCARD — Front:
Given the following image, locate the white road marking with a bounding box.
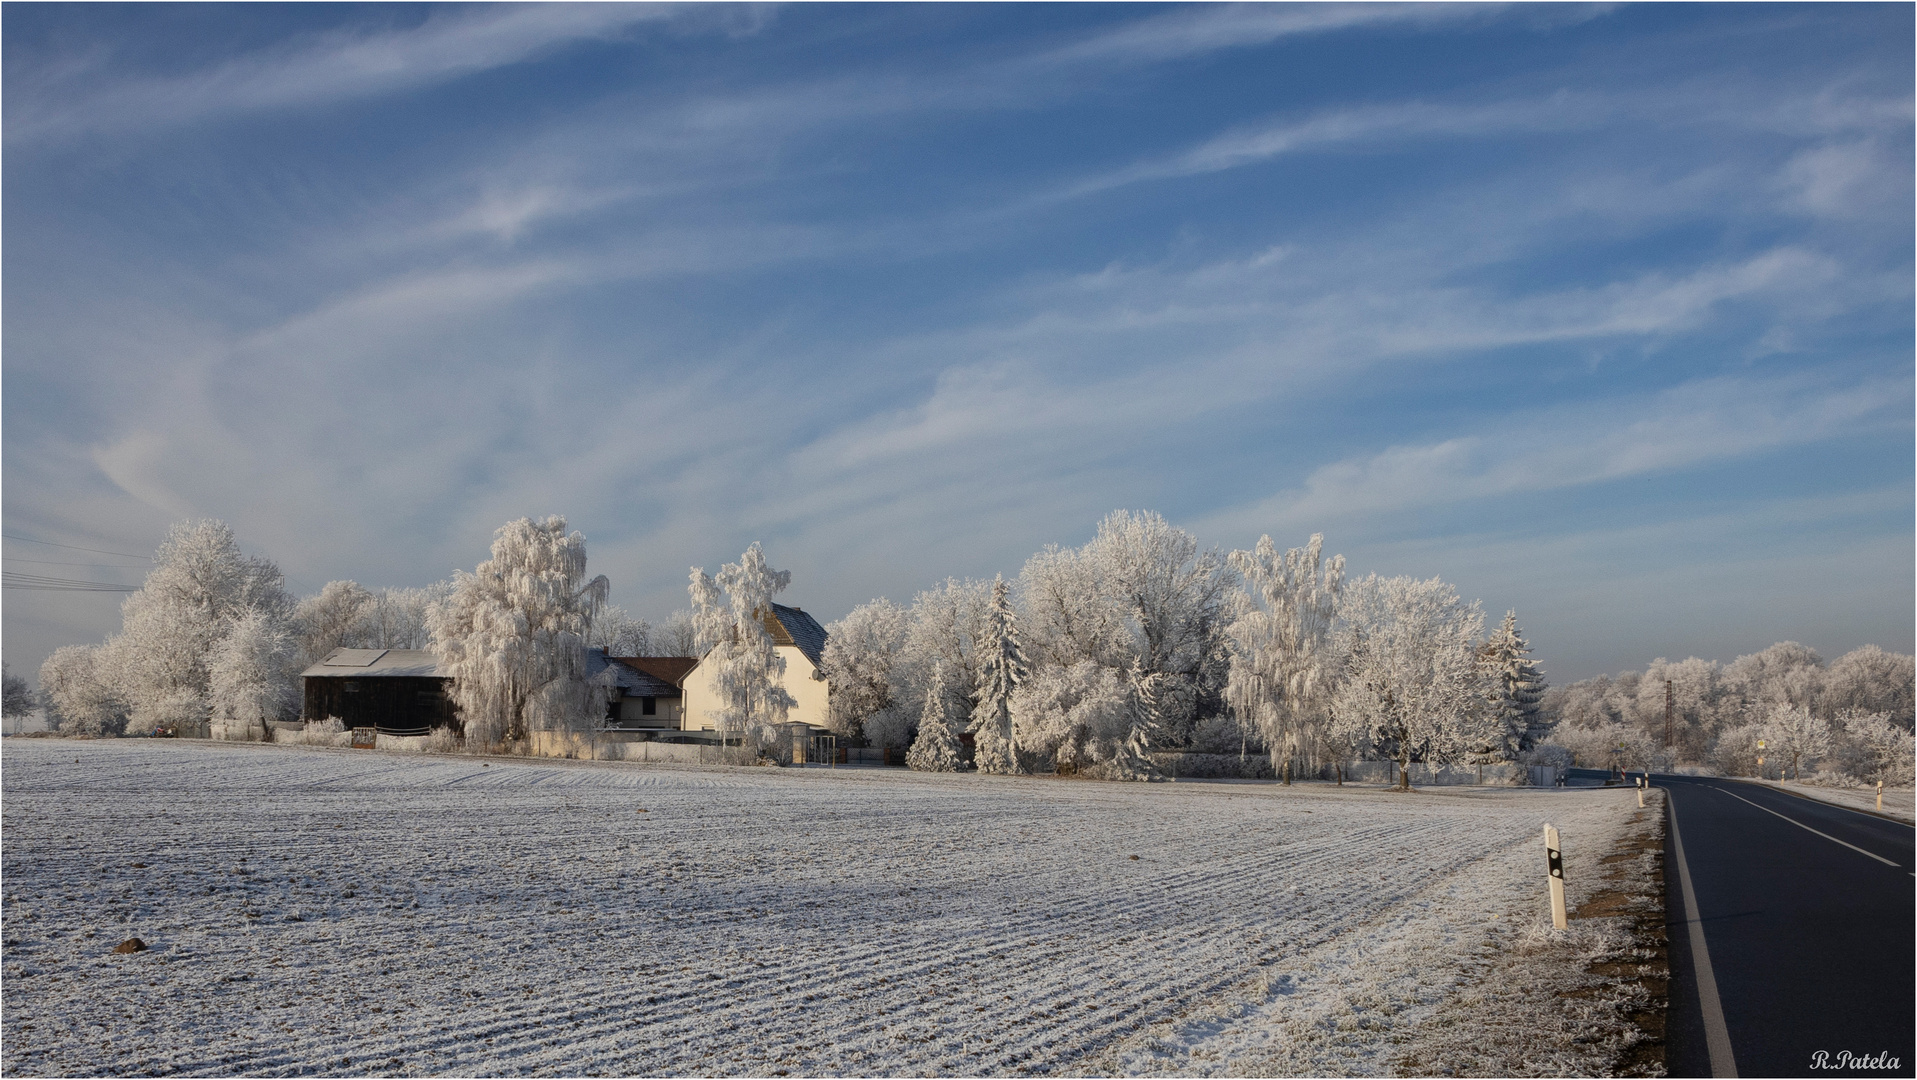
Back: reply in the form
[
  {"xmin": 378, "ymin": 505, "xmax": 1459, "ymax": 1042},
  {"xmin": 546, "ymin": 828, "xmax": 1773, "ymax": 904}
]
[
  {"xmin": 1716, "ymin": 788, "xmax": 1901, "ymax": 868},
  {"xmin": 1668, "ymin": 797, "xmax": 1739, "ymax": 1078}
]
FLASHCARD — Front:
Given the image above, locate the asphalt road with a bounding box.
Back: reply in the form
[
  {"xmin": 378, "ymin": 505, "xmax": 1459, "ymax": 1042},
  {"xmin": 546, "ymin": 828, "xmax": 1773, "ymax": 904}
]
[{"xmin": 1647, "ymin": 773, "xmax": 1915, "ymax": 1078}]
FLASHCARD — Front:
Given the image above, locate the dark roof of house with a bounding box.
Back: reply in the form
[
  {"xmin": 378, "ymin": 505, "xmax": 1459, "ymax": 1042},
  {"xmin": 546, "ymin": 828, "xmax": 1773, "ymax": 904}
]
[
  {"xmin": 300, "ymin": 648, "xmax": 446, "ymax": 679},
  {"xmin": 615, "ymin": 656, "xmax": 699, "ymax": 687},
  {"xmin": 604, "ymin": 658, "xmax": 685, "ymax": 697},
  {"xmin": 764, "ymin": 603, "xmax": 828, "ymax": 668}
]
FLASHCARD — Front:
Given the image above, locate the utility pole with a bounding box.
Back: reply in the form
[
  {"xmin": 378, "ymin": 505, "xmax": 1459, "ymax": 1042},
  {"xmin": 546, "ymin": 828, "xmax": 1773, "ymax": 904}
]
[{"xmin": 1664, "ymin": 679, "xmax": 1674, "ymax": 748}]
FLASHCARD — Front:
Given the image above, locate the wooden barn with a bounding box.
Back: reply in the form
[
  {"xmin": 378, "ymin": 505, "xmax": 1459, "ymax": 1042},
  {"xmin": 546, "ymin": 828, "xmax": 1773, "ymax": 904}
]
[{"xmin": 300, "ymin": 648, "xmax": 458, "ymax": 735}]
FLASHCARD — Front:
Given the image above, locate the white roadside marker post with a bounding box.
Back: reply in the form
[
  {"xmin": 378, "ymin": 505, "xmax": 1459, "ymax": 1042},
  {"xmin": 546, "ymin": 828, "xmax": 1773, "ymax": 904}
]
[
  {"xmin": 1637, "ymin": 776, "xmax": 1645, "ymax": 808},
  {"xmin": 1877, "ymin": 780, "xmax": 1884, "ymax": 812},
  {"xmin": 1544, "ymin": 824, "xmax": 1567, "ymax": 929}
]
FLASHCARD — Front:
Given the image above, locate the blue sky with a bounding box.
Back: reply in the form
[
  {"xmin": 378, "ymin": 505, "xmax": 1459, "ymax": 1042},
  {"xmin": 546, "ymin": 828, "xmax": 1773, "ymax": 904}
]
[{"xmin": 4, "ymin": 2, "xmax": 1911, "ymax": 683}]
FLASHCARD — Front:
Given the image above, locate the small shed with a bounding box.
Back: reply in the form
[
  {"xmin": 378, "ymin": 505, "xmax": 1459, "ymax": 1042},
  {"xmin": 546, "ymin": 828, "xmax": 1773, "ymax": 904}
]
[{"xmin": 300, "ymin": 648, "xmax": 458, "ymax": 735}]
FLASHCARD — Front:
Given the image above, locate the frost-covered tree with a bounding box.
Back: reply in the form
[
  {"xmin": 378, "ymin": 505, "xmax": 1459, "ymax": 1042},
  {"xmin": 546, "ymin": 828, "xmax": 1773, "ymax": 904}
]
[
  {"xmin": 1010, "ymin": 659, "xmax": 1132, "ymax": 773},
  {"xmin": 969, "ymin": 576, "xmax": 1027, "ymax": 775},
  {"xmin": 2, "ymin": 662, "xmax": 33, "ymax": 723},
  {"xmin": 1550, "ymin": 642, "xmax": 1913, "ymax": 768},
  {"xmin": 1225, "ymin": 533, "xmax": 1344, "ymax": 783},
  {"xmin": 1477, "ymin": 611, "xmax": 1549, "ymax": 759},
  {"xmin": 430, "ymin": 517, "xmax": 610, "ymax": 746},
  {"xmin": 295, "ymin": 580, "xmax": 377, "ymax": 666},
  {"xmin": 37, "ymin": 646, "xmax": 126, "ymax": 736},
  {"xmin": 209, "ymin": 608, "xmax": 300, "ymax": 740},
  {"xmin": 823, "ymin": 598, "xmax": 909, "ymax": 745},
  {"xmin": 655, "ymin": 609, "xmax": 700, "ymax": 656},
  {"xmin": 1709, "ymin": 721, "xmax": 1769, "ymax": 777},
  {"xmin": 365, "ymin": 583, "xmax": 451, "ymax": 650},
  {"xmin": 1557, "ymin": 721, "xmax": 1660, "ymax": 773},
  {"xmin": 1836, "ymin": 711, "xmax": 1915, "ymax": 787},
  {"xmin": 906, "ymin": 662, "xmax": 966, "ymax": 772},
  {"xmin": 1823, "ymin": 646, "xmax": 1915, "ymax": 728},
  {"xmin": 1020, "ymin": 511, "xmax": 1235, "ymax": 743},
  {"xmin": 1764, "ymin": 703, "xmax": 1831, "ymax": 781},
  {"xmin": 106, "ymin": 520, "xmax": 294, "ymax": 735},
  {"xmin": 882, "ymin": 577, "xmax": 995, "ymax": 750},
  {"xmin": 590, "ymin": 606, "xmax": 653, "ymax": 656},
  {"xmin": 688, "ymin": 542, "xmax": 795, "ymax": 747},
  {"xmin": 1725, "ymin": 642, "xmax": 1824, "ymax": 712},
  {"xmin": 1625, "ymin": 656, "xmax": 1727, "ymax": 762},
  {"xmin": 1327, "ymin": 574, "xmax": 1490, "ymax": 790}
]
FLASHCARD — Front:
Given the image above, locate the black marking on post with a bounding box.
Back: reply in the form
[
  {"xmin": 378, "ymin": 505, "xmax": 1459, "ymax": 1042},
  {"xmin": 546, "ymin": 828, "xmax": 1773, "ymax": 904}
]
[{"xmin": 1547, "ymin": 850, "xmax": 1563, "ymax": 878}]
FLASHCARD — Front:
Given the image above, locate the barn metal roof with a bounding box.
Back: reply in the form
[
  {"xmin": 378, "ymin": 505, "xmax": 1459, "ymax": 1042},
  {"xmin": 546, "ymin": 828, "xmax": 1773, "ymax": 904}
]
[{"xmin": 301, "ymin": 648, "xmax": 447, "ymax": 679}]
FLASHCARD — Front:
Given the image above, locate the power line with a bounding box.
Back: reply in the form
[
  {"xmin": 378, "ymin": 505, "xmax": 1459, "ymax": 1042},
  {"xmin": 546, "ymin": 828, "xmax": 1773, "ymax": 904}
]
[
  {"xmin": 1, "ymin": 571, "xmax": 140, "ymax": 592},
  {"xmin": 1, "ymin": 534, "xmax": 151, "ymax": 560},
  {"xmin": 2, "ymin": 556, "xmax": 153, "ymax": 568}
]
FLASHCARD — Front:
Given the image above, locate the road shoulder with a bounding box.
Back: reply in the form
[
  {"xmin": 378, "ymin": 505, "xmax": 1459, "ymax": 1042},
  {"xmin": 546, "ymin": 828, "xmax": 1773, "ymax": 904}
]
[{"xmin": 1727, "ymin": 777, "xmax": 1915, "ymax": 826}]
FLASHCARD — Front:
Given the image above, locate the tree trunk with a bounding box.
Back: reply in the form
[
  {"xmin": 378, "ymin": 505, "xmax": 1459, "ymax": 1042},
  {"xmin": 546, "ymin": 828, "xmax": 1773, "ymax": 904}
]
[
  {"xmin": 1398, "ymin": 752, "xmax": 1410, "ymax": 791},
  {"xmin": 1283, "ymin": 756, "xmax": 1292, "ymax": 786},
  {"xmin": 1335, "ymin": 762, "xmax": 1343, "ymax": 786}
]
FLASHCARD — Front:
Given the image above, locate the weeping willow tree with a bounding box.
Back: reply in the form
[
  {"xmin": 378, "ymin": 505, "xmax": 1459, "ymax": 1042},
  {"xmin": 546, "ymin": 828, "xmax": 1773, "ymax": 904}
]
[
  {"xmin": 431, "ymin": 517, "xmax": 609, "ymax": 746},
  {"xmin": 1225, "ymin": 533, "xmax": 1345, "ymax": 783}
]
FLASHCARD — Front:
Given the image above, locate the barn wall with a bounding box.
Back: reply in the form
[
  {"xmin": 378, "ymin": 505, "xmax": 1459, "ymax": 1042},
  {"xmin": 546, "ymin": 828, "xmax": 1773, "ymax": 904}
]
[{"xmin": 302, "ymin": 676, "xmax": 460, "ymax": 735}]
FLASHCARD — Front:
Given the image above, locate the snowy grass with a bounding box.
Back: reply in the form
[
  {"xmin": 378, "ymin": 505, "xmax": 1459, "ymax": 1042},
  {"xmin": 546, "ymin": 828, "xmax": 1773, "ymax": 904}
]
[
  {"xmin": 3, "ymin": 739, "xmax": 1652, "ymax": 1077},
  {"xmin": 1741, "ymin": 776, "xmax": 1915, "ymax": 824}
]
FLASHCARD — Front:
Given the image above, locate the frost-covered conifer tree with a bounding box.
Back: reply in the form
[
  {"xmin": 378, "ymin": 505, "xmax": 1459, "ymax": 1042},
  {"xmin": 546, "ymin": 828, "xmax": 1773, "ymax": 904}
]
[
  {"xmin": 1226, "ymin": 533, "xmax": 1344, "ymax": 783},
  {"xmin": 1328, "ymin": 574, "xmax": 1489, "ymax": 790},
  {"xmin": 1107, "ymin": 666, "xmax": 1166, "ymax": 782},
  {"xmin": 907, "ymin": 662, "xmax": 966, "ymax": 772},
  {"xmin": 210, "ymin": 609, "xmax": 300, "ymax": 740},
  {"xmin": 970, "ymin": 576, "xmax": 1027, "ymax": 774},
  {"xmin": 430, "ymin": 517, "xmax": 609, "ymax": 746},
  {"xmin": 1476, "ymin": 611, "xmax": 1549, "ymax": 760},
  {"xmin": 824, "ymin": 598, "xmax": 908, "ymax": 745},
  {"xmin": 688, "ymin": 542, "xmax": 796, "ymax": 747}
]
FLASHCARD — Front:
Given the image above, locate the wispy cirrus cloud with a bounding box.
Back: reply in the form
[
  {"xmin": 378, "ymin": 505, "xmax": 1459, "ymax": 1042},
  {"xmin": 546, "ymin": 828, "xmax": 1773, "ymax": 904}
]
[
  {"xmin": 1035, "ymin": 3, "xmax": 1613, "ymax": 67},
  {"xmin": 1195, "ymin": 373, "xmax": 1909, "ymax": 543},
  {"xmin": 7, "ymin": 4, "xmax": 756, "ymax": 144}
]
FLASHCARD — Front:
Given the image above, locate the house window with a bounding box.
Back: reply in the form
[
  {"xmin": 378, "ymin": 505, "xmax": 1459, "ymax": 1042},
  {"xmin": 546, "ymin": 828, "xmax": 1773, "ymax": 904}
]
[
  {"xmin": 343, "ymin": 681, "xmax": 359, "ymax": 694},
  {"xmin": 641, "ymin": 697, "xmax": 657, "ymax": 716}
]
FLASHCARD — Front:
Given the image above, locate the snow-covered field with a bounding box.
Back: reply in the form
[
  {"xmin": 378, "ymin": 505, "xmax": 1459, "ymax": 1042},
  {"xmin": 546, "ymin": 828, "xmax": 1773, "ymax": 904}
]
[{"xmin": 3, "ymin": 740, "xmax": 1655, "ymax": 1077}]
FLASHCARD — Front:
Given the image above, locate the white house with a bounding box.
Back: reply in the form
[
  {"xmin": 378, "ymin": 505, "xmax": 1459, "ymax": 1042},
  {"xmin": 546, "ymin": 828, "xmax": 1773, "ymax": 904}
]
[{"xmin": 679, "ymin": 603, "xmax": 830, "ymax": 735}]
